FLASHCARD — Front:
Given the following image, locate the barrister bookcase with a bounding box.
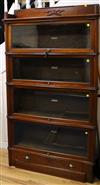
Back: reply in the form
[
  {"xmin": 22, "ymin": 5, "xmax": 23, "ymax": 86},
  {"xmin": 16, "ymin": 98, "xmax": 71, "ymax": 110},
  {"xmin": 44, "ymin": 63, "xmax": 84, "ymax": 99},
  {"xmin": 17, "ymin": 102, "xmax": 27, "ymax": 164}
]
[{"xmin": 4, "ymin": 4, "xmax": 99, "ymax": 182}]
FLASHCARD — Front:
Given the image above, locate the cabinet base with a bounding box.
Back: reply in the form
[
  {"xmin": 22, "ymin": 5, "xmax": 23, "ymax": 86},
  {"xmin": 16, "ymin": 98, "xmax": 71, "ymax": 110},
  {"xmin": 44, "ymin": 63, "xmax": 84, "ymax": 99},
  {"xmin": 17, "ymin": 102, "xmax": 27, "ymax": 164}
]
[{"xmin": 9, "ymin": 148, "xmax": 94, "ymax": 183}]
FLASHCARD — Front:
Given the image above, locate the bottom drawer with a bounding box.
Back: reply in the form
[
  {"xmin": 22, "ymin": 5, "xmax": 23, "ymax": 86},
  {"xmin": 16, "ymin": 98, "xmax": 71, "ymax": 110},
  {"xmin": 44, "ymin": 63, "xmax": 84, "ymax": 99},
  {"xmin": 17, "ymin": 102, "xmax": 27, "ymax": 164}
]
[
  {"xmin": 9, "ymin": 148, "xmax": 93, "ymax": 182},
  {"xmin": 12, "ymin": 148, "xmax": 83, "ymax": 171}
]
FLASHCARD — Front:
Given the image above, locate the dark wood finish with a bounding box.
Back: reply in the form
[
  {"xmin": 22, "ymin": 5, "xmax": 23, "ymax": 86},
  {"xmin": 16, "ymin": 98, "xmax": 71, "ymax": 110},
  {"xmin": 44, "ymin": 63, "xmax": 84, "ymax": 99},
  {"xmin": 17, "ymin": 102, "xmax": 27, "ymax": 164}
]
[
  {"xmin": 7, "ymin": 85, "xmax": 97, "ymax": 125},
  {"xmin": 5, "ymin": 5, "xmax": 99, "ymax": 183},
  {"xmin": 8, "ymin": 118, "xmax": 96, "ymax": 161},
  {"xmin": 9, "ymin": 5, "xmax": 100, "ymax": 19},
  {"xmin": 6, "ymin": 54, "xmax": 98, "ymax": 89},
  {"xmin": 10, "ymin": 148, "xmax": 94, "ymax": 182}
]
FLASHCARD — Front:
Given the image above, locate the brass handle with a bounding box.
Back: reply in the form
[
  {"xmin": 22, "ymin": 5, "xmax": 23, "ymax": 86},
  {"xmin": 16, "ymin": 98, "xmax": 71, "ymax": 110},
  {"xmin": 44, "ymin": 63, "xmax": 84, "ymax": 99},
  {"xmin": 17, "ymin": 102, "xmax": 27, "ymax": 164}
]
[
  {"xmin": 68, "ymin": 163, "xmax": 73, "ymax": 168},
  {"xmin": 86, "ymin": 59, "xmax": 90, "ymax": 63},
  {"xmin": 86, "ymin": 23, "xmax": 90, "ymax": 28},
  {"xmin": 86, "ymin": 94, "xmax": 90, "ymax": 97},
  {"xmin": 85, "ymin": 131, "xmax": 88, "ymax": 135},
  {"xmin": 25, "ymin": 155, "xmax": 29, "ymax": 160}
]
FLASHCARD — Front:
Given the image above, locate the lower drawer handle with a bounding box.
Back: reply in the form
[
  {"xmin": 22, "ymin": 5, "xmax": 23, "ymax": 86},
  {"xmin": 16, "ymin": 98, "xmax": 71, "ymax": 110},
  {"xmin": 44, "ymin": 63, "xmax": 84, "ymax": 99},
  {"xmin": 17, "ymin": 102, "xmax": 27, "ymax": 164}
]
[
  {"xmin": 25, "ymin": 155, "xmax": 29, "ymax": 160},
  {"xmin": 68, "ymin": 163, "xmax": 73, "ymax": 168}
]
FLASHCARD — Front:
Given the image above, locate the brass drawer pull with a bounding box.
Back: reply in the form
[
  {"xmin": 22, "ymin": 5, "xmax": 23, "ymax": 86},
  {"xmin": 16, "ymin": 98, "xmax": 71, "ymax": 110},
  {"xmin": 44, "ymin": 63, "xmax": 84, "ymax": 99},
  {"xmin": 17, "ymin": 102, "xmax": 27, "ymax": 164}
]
[
  {"xmin": 25, "ymin": 155, "xmax": 29, "ymax": 160},
  {"xmin": 86, "ymin": 94, "xmax": 89, "ymax": 98},
  {"xmin": 68, "ymin": 163, "xmax": 73, "ymax": 168},
  {"xmin": 86, "ymin": 23, "xmax": 90, "ymax": 27},
  {"xmin": 85, "ymin": 131, "xmax": 88, "ymax": 135},
  {"xmin": 86, "ymin": 59, "xmax": 90, "ymax": 63}
]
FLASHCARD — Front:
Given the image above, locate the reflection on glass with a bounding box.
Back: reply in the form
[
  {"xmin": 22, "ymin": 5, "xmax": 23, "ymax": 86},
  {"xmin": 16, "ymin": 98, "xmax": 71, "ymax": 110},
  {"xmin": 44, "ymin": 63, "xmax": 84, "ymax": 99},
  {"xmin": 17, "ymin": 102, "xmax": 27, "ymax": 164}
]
[
  {"xmin": 14, "ymin": 122, "xmax": 88, "ymax": 156},
  {"xmin": 14, "ymin": 89, "xmax": 89, "ymax": 120},
  {"xmin": 13, "ymin": 57, "xmax": 90, "ymax": 83},
  {"xmin": 12, "ymin": 23, "xmax": 91, "ymax": 49}
]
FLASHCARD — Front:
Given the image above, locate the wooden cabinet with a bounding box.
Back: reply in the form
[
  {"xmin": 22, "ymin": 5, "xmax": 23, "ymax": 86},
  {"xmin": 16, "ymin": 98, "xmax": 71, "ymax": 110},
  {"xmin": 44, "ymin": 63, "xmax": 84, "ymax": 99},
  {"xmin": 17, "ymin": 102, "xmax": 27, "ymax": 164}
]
[{"xmin": 5, "ymin": 4, "xmax": 99, "ymax": 182}]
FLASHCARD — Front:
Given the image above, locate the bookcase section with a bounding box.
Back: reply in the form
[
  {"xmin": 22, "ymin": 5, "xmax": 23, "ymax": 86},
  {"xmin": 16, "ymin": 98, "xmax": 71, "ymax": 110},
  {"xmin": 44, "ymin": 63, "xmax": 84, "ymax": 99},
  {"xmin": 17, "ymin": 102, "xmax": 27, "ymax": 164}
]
[{"xmin": 5, "ymin": 4, "xmax": 99, "ymax": 182}]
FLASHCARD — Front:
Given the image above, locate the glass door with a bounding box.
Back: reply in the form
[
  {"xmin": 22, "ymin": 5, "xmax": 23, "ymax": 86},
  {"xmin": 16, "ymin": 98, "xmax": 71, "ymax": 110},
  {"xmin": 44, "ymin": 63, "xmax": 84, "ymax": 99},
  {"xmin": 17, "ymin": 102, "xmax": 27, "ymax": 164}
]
[
  {"xmin": 14, "ymin": 121, "xmax": 89, "ymax": 157},
  {"xmin": 14, "ymin": 88, "xmax": 90, "ymax": 121},
  {"xmin": 13, "ymin": 56, "xmax": 91, "ymax": 84},
  {"xmin": 9, "ymin": 21, "xmax": 94, "ymax": 53}
]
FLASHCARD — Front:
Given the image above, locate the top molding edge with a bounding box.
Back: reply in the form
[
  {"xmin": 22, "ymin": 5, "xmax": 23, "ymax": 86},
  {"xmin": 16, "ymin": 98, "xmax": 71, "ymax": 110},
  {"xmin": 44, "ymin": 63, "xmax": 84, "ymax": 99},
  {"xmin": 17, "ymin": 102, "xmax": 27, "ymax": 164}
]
[{"xmin": 4, "ymin": 4, "xmax": 100, "ymax": 21}]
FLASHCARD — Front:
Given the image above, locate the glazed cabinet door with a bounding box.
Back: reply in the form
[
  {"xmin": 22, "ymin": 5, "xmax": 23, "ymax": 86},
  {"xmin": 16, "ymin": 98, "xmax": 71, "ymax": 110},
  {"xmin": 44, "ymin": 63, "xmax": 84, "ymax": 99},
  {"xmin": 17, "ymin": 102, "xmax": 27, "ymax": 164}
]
[
  {"xmin": 8, "ymin": 119, "xmax": 96, "ymax": 160},
  {"xmin": 6, "ymin": 55, "xmax": 97, "ymax": 88},
  {"xmin": 7, "ymin": 86, "xmax": 97, "ymax": 124},
  {"xmin": 6, "ymin": 20, "xmax": 97, "ymax": 54}
]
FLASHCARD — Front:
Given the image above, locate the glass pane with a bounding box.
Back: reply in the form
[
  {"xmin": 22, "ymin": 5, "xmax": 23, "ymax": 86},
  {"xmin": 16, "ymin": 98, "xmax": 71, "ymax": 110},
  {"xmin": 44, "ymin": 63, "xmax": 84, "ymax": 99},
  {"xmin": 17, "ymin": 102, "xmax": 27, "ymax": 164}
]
[
  {"xmin": 14, "ymin": 122, "xmax": 88, "ymax": 156},
  {"xmin": 13, "ymin": 57, "xmax": 90, "ymax": 83},
  {"xmin": 12, "ymin": 23, "xmax": 91, "ymax": 49},
  {"xmin": 14, "ymin": 89, "xmax": 89, "ymax": 120}
]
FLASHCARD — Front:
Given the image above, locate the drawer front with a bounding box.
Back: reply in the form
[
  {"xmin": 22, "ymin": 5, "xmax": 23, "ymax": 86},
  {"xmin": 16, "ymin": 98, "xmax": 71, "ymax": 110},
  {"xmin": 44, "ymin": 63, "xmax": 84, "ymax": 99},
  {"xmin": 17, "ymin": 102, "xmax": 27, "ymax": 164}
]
[
  {"xmin": 11, "ymin": 148, "xmax": 87, "ymax": 182},
  {"xmin": 12, "ymin": 149, "xmax": 83, "ymax": 171},
  {"xmin": 10, "ymin": 148, "xmax": 94, "ymax": 182}
]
